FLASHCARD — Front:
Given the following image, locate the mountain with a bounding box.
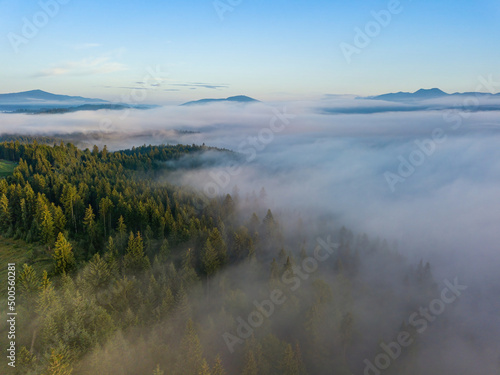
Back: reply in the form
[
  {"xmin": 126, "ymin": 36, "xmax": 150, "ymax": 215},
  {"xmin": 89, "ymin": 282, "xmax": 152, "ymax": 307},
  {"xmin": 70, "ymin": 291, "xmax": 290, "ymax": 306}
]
[
  {"xmin": 181, "ymin": 95, "xmax": 259, "ymax": 106},
  {"xmin": 362, "ymin": 88, "xmax": 500, "ymax": 102},
  {"xmin": 0, "ymin": 89, "xmax": 108, "ymax": 104},
  {"xmin": 0, "ymin": 90, "xmax": 156, "ymax": 114}
]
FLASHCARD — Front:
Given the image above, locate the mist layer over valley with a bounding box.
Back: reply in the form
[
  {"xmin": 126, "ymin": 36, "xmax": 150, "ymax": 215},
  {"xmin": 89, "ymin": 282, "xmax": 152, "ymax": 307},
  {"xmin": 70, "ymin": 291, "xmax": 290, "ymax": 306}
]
[{"xmin": 1, "ymin": 94, "xmax": 499, "ymax": 374}]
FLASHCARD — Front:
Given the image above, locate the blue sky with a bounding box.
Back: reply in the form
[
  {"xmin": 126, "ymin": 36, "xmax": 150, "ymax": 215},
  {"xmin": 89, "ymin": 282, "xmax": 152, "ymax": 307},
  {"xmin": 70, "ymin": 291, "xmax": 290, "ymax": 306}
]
[{"xmin": 0, "ymin": 0, "xmax": 499, "ymax": 103}]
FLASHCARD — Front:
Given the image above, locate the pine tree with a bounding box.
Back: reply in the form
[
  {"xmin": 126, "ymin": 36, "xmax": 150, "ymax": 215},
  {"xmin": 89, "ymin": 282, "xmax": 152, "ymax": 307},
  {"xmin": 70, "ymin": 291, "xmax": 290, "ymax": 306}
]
[
  {"xmin": 159, "ymin": 238, "xmax": 170, "ymax": 261},
  {"xmin": 83, "ymin": 205, "xmax": 97, "ymax": 248},
  {"xmin": 278, "ymin": 247, "xmax": 287, "ymax": 264},
  {"xmin": 248, "ymin": 213, "xmax": 260, "ymax": 234},
  {"xmin": 40, "ymin": 206, "xmax": 55, "ymax": 246},
  {"xmin": 281, "ymin": 343, "xmax": 303, "ymax": 375},
  {"xmin": 80, "ymin": 253, "xmax": 112, "ymax": 295},
  {"xmin": 179, "ymin": 319, "xmax": 204, "ymax": 374},
  {"xmin": 123, "ymin": 231, "xmax": 150, "ymax": 273},
  {"xmin": 83, "ymin": 204, "xmax": 95, "ymax": 231},
  {"xmin": 270, "ymin": 259, "xmax": 280, "ymax": 281},
  {"xmin": 53, "ymin": 232, "xmax": 75, "ymax": 274},
  {"xmin": 152, "ymin": 364, "xmax": 164, "ymax": 375},
  {"xmin": 199, "ymin": 359, "xmax": 212, "ymax": 375},
  {"xmin": 62, "ymin": 184, "xmax": 79, "ymax": 232},
  {"xmin": 241, "ymin": 350, "xmax": 258, "ymax": 375},
  {"xmin": 283, "ymin": 256, "xmax": 293, "ymax": 274},
  {"xmin": 158, "ymin": 287, "xmax": 175, "ymax": 320},
  {"xmin": 0, "ymin": 193, "xmax": 11, "ymax": 232},
  {"xmin": 202, "ymin": 238, "xmax": 220, "ymax": 299},
  {"xmin": 107, "ymin": 236, "xmax": 117, "ymax": 254},
  {"xmin": 99, "ymin": 197, "xmax": 114, "ymax": 237},
  {"xmin": 263, "ymin": 209, "xmax": 275, "ymax": 232},
  {"xmin": 212, "ymin": 355, "xmax": 226, "ymax": 375},
  {"xmin": 208, "ymin": 228, "xmax": 227, "ymax": 265},
  {"xmin": 181, "ymin": 248, "xmax": 198, "ymax": 286},
  {"xmin": 222, "ymin": 194, "xmax": 235, "ymax": 217},
  {"xmin": 37, "ymin": 271, "xmax": 58, "ymax": 319},
  {"xmin": 175, "ymin": 285, "xmax": 191, "ymax": 320},
  {"xmin": 45, "ymin": 345, "xmax": 73, "ymax": 375},
  {"xmin": 116, "ymin": 215, "xmax": 127, "ymax": 251},
  {"xmin": 16, "ymin": 346, "xmax": 37, "ymax": 374},
  {"xmin": 52, "ymin": 204, "xmax": 66, "ymax": 237},
  {"xmin": 18, "ymin": 263, "xmax": 38, "ymax": 297}
]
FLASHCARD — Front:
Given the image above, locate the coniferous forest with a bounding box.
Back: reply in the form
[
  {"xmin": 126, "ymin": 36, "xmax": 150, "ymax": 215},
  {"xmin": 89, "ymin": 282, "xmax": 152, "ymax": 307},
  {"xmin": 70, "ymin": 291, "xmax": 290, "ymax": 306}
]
[{"xmin": 0, "ymin": 139, "xmax": 458, "ymax": 375}]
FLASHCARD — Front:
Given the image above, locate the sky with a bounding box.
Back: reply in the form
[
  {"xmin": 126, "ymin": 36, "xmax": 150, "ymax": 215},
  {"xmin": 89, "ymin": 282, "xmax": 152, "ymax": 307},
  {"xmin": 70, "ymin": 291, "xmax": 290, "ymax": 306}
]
[{"xmin": 0, "ymin": 0, "xmax": 499, "ymax": 102}]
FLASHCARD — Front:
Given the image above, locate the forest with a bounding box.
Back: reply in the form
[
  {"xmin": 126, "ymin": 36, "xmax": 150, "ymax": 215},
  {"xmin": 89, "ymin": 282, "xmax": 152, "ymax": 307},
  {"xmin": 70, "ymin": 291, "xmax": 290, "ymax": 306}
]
[{"xmin": 0, "ymin": 139, "xmax": 444, "ymax": 375}]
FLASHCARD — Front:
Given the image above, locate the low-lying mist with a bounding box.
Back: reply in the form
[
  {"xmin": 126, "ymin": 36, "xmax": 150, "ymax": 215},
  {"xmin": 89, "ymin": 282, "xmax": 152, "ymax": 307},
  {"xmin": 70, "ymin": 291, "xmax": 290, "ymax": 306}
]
[{"xmin": 2, "ymin": 95, "xmax": 500, "ymax": 373}]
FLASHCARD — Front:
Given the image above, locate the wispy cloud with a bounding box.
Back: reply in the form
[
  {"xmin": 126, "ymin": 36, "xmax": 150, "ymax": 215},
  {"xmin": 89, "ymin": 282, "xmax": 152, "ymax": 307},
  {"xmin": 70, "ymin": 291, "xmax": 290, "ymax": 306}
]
[
  {"xmin": 33, "ymin": 55, "xmax": 127, "ymax": 77},
  {"xmin": 169, "ymin": 82, "xmax": 229, "ymax": 90},
  {"xmin": 103, "ymin": 83, "xmax": 171, "ymax": 91}
]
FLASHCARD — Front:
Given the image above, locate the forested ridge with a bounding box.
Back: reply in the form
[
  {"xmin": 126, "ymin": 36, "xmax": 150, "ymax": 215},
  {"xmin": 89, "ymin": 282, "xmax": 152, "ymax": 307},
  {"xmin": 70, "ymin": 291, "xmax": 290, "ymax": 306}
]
[{"xmin": 0, "ymin": 140, "xmax": 438, "ymax": 375}]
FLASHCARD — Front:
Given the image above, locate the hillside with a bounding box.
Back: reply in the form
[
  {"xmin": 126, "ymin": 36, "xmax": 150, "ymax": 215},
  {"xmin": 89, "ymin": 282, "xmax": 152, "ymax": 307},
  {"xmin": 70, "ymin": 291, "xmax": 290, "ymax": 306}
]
[
  {"xmin": 181, "ymin": 95, "xmax": 260, "ymax": 106},
  {"xmin": 0, "ymin": 138, "xmax": 440, "ymax": 375}
]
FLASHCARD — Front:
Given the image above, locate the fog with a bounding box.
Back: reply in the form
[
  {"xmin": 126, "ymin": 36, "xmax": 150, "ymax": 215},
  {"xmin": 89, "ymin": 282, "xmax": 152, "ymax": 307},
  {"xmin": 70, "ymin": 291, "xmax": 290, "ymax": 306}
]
[
  {"xmin": 3, "ymin": 95, "xmax": 500, "ymax": 280},
  {"xmin": 2, "ymin": 95, "xmax": 500, "ymax": 373}
]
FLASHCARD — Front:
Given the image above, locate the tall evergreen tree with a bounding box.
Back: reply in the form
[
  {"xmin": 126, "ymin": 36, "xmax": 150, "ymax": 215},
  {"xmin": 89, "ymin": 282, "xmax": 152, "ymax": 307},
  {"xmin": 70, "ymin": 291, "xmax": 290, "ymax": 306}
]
[
  {"xmin": 40, "ymin": 206, "xmax": 55, "ymax": 246},
  {"xmin": 202, "ymin": 238, "xmax": 220, "ymax": 299},
  {"xmin": 0, "ymin": 193, "xmax": 11, "ymax": 232},
  {"xmin": 53, "ymin": 232, "xmax": 75, "ymax": 274},
  {"xmin": 212, "ymin": 355, "xmax": 226, "ymax": 375},
  {"xmin": 123, "ymin": 231, "xmax": 150, "ymax": 273}
]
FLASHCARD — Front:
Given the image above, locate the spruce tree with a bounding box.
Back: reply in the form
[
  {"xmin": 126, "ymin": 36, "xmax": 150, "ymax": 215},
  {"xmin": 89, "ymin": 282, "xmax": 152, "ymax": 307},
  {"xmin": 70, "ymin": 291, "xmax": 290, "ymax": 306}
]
[
  {"xmin": 241, "ymin": 350, "xmax": 258, "ymax": 375},
  {"xmin": 212, "ymin": 355, "xmax": 226, "ymax": 375},
  {"xmin": 202, "ymin": 238, "xmax": 220, "ymax": 298},
  {"xmin": 123, "ymin": 231, "xmax": 150, "ymax": 273},
  {"xmin": 0, "ymin": 193, "xmax": 11, "ymax": 232},
  {"xmin": 40, "ymin": 206, "xmax": 55, "ymax": 246},
  {"xmin": 18, "ymin": 263, "xmax": 38, "ymax": 297},
  {"xmin": 53, "ymin": 232, "xmax": 75, "ymax": 274}
]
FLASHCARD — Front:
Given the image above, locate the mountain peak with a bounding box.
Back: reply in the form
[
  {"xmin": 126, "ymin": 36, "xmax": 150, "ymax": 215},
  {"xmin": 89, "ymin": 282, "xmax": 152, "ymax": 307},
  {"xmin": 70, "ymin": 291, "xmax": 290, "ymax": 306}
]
[
  {"xmin": 0, "ymin": 89, "xmax": 108, "ymax": 104},
  {"xmin": 364, "ymin": 88, "xmax": 449, "ymax": 102},
  {"xmin": 181, "ymin": 95, "xmax": 260, "ymax": 106},
  {"xmin": 414, "ymin": 88, "xmax": 446, "ymax": 95}
]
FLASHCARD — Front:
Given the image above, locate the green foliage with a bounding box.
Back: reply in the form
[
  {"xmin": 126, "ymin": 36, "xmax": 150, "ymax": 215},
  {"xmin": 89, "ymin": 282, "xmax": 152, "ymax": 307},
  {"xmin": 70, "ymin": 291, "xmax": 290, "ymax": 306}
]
[
  {"xmin": 0, "ymin": 193, "xmax": 11, "ymax": 231},
  {"xmin": 152, "ymin": 364, "xmax": 164, "ymax": 375},
  {"xmin": 123, "ymin": 231, "xmax": 150, "ymax": 273},
  {"xmin": 178, "ymin": 319, "xmax": 205, "ymax": 374},
  {"xmin": 53, "ymin": 233, "xmax": 75, "ymax": 274},
  {"xmin": 212, "ymin": 355, "xmax": 226, "ymax": 375},
  {"xmin": 18, "ymin": 263, "xmax": 39, "ymax": 296},
  {"xmin": 44, "ymin": 344, "xmax": 73, "ymax": 375},
  {"xmin": 202, "ymin": 238, "xmax": 220, "ymax": 277},
  {"xmin": 0, "ymin": 140, "xmax": 440, "ymax": 375}
]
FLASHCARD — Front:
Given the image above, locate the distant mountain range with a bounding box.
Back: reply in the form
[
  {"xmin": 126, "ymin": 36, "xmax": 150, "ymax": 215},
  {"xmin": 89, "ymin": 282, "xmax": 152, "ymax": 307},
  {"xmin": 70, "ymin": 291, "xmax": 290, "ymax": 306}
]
[
  {"xmin": 181, "ymin": 95, "xmax": 259, "ymax": 106},
  {"xmin": 321, "ymin": 88, "xmax": 500, "ymax": 115},
  {"xmin": 362, "ymin": 88, "xmax": 500, "ymax": 102},
  {"xmin": 0, "ymin": 89, "xmax": 107, "ymax": 104},
  {"xmin": 0, "ymin": 90, "xmax": 155, "ymax": 114}
]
